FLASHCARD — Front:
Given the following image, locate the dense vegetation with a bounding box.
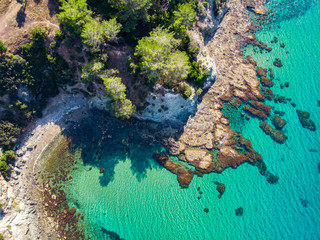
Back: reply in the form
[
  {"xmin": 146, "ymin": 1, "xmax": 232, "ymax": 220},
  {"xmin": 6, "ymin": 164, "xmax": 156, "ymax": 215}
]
[
  {"xmin": 0, "ymin": 0, "xmax": 214, "ymax": 174},
  {"xmin": 0, "ymin": 29, "xmax": 70, "ymax": 174}
]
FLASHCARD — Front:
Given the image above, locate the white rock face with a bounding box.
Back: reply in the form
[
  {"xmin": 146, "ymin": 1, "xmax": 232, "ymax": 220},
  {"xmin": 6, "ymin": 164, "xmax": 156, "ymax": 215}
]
[{"xmin": 138, "ymin": 87, "xmax": 198, "ymax": 123}]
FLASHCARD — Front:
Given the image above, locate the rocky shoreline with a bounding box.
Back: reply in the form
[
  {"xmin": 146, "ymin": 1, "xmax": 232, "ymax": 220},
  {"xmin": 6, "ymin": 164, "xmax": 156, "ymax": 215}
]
[{"xmin": 161, "ymin": 0, "xmax": 272, "ymax": 187}]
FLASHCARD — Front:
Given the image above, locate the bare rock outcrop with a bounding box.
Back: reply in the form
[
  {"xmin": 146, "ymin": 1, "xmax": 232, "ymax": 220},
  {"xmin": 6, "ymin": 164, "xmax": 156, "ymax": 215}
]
[{"xmin": 162, "ymin": 0, "xmax": 268, "ymax": 187}]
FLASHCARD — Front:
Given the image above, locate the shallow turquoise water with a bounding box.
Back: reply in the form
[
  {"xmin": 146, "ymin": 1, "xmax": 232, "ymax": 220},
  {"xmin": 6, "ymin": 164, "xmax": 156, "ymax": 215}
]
[{"xmin": 63, "ymin": 1, "xmax": 320, "ymax": 239}]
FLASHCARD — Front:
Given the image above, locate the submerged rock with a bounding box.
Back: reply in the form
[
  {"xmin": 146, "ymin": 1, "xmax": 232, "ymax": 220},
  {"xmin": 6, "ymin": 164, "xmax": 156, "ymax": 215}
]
[
  {"xmin": 272, "ymin": 115, "xmax": 287, "ymax": 130},
  {"xmin": 297, "ymin": 110, "xmax": 316, "ymax": 131},
  {"xmin": 204, "ymin": 208, "xmax": 209, "ymax": 213},
  {"xmin": 273, "ymin": 58, "xmax": 283, "ymax": 67},
  {"xmin": 274, "ymin": 110, "xmax": 285, "ymax": 116},
  {"xmin": 266, "ymin": 174, "xmax": 279, "ymax": 184},
  {"xmin": 260, "ymin": 122, "xmax": 288, "ymax": 144},
  {"xmin": 216, "ymin": 183, "xmax": 225, "ymax": 195},
  {"xmin": 300, "ymin": 198, "xmax": 309, "ymax": 208},
  {"xmin": 235, "ymin": 206, "xmax": 244, "ymax": 216}
]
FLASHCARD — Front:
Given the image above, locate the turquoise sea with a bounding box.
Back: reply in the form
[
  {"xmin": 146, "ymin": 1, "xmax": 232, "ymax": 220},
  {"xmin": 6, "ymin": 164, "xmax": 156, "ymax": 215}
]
[{"xmin": 47, "ymin": 1, "xmax": 320, "ymax": 239}]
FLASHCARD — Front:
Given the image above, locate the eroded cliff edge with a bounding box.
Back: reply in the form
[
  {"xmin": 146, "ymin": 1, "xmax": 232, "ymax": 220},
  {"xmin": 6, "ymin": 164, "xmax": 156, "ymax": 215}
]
[{"xmin": 158, "ymin": 0, "xmax": 270, "ymax": 187}]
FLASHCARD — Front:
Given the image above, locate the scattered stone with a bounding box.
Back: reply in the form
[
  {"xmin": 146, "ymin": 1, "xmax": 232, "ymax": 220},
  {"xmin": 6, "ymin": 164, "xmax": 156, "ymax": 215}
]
[
  {"xmin": 273, "ymin": 58, "xmax": 283, "ymax": 67},
  {"xmin": 199, "ymin": 191, "xmax": 203, "ymax": 195},
  {"xmin": 284, "ymin": 82, "xmax": 289, "ymax": 87},
  {"xmin": 99, "ymin": 168, "xmax": 104, "ymax": 173},
  {"xmin": 89, "ymin": 167, "xmax": 92, "ymax": 170},
  {"xmin": 274, "ymin": 96, "xmax": 286, "ymax": 103},
  {"xmin": 266, "ymin": 173, "xmax": 279, "ymax": 184},
  {"xmin": 260, "ymin": 122, "xmax": 288, "ymax": 144},
  {"xmin": 291, "ymin": 102, "xmax": 296, "ymax": 107},
  {"xmin": 269, "ymin": 68, "xmax": 274, "ymax": 79},
  {"xmin": 265, "ymin": 88, "xmax": 273, "ymax": 100},
  {"xmin": 235, "ymin": 206, "xmax": 244, "ymax": 216},
  {"xmin": 297, "ymin": 110, "xmax": 316, "ymax": 131},
  {"xmin": 197, "ymin": 196, "xmax": 202, "ymax": 200},
  {"xmin": 280, "ymin": 43, "xmax": 285, "ymax": 48},
  {"xmin": 272, "ymin": 116, "xmax": 287, "ymax": 130},
  {"xmin": 204, "ymin": 208, "xmax": 209, "ymax": 213},
  {"xmin": 274, "ymin": 36, "xmax": 278, "ymax": 43},
  {"xmin": 197, "ymin": 187, "xmax": 200, "ymax": 191},
  {"xmin": 318, "ymin": 163, "xmax": 320, "ymax": 173},
  {"xmin": 317, "ymin": 100, "xmax": 320, "ymax": 107},
  {"xmin": 280, "ymin": 84, "xmax": 284, "ymax": 89},
  {"xmin": 309, "ymin": 149, "xmax": 318, "ymax": 152}
]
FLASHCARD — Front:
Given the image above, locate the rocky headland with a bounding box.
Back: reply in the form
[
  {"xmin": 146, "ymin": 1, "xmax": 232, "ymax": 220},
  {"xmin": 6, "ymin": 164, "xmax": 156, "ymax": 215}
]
[{"xmin": 161, "ymin": 0, "xmax": 274, "ymax": 187}]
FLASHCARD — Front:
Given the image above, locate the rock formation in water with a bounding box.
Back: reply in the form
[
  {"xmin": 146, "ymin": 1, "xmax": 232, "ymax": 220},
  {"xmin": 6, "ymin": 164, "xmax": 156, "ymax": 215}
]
[
  {"xmin": 160, "ymin": 0, "xmax": 269, "ymax": 187},
  {"xmin": 259, "ymin": 122, "xmax": 287, "ymax": 144},
  {"xmin": 272, "ymin": 115, "xmax": 287, "ymax": 130},
  {"xmin": 297, "ymin": 110, "xmax": 316, "ymax": 131},
  {"xmin": 152, "ymin": 153, "xmax": 194, "ymax": 188},
  {"xmin": 235, "ymin": 206, "xmax": 244, "ymax": 216}
]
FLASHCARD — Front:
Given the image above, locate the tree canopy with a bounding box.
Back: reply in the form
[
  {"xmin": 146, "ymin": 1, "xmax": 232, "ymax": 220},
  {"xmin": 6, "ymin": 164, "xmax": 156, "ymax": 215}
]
[
  {"xmin": 108, "ymin": 0, "xmax": 152, "ymax": 32},
  {"xmin": 57, "ymin": 0, "xmax": 92, "ymax": 36},
  {"xmin": 102, "ymin": 76, "xmax": 136, "ymax": 119},
  {"xmin": 172, "ymin": 3, "xmax": 196, "ymax": 33},
  {"xmin": 0, "ymin": 40, "xmax": 7, "ymax": 56},
  {"xmin": 134, "ymin": 27, "xmax": 191, "ymax": 86},
  {"xmin": 81, "ymin": 18, "xmax": 121, "ymax": 50}
]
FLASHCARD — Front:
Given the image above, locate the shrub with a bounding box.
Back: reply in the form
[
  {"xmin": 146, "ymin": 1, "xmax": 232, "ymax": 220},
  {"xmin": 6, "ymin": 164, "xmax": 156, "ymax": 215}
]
[
  {"xmin": 0, "ymin": 121, "xmax": 21, "ymax": 147},
  {"xmin": 0, "ymin": 40, "xmax": 7, "ymax": 56},
  {"xmin": 196, "ymin": 88, "xmax": 203, "ymax": 95}
]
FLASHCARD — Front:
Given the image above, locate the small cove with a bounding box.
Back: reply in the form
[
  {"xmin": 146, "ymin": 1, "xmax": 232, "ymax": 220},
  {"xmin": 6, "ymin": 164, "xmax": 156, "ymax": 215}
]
[{"xmin": 37, "ymin": 0, "xmax": 320, "ymax": 239}]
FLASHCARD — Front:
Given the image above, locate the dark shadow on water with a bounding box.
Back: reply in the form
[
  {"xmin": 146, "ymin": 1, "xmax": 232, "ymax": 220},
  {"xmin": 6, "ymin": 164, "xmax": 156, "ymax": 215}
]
[
  {"xmin": 101, "ymin": 227, "xmax": 125, "ymax": 240},
  {"xmin": 16, "ymin": 6, "xmax": 26, "ymax": 28},
  {"xmin": 61, "ymin": 109, "xmax": 181, "ymax": 187}
]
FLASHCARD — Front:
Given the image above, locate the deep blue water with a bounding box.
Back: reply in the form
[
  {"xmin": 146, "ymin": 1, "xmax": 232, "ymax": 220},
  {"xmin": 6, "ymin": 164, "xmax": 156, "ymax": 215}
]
[{"xmin": 47, "ymin": 1, "xmax": 320, "ymax": 239}]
